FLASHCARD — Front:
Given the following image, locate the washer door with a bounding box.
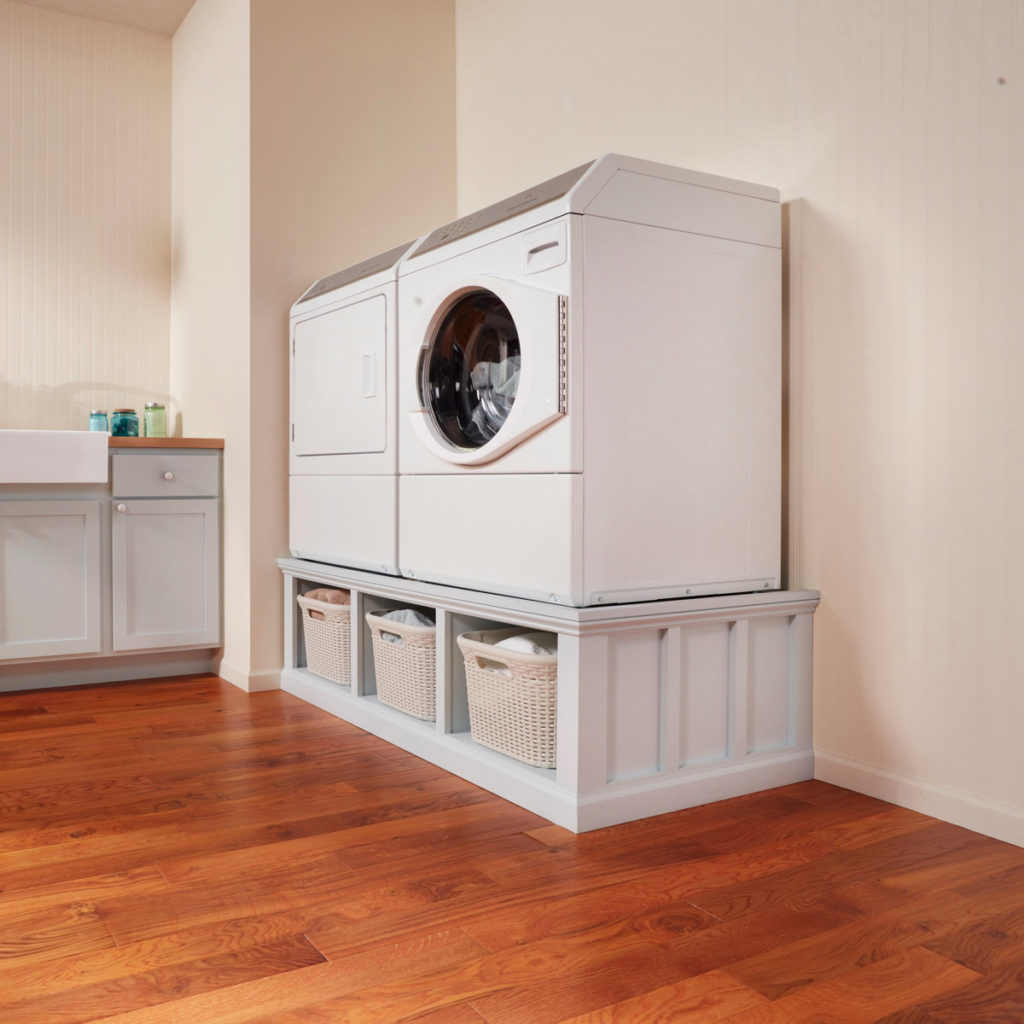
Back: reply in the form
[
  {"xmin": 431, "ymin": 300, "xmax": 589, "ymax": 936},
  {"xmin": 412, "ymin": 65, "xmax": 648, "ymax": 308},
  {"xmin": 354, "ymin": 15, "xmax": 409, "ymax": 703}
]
[{"xmin": 410, "ymin": 275, "xmax": 566, "ymax": 466}]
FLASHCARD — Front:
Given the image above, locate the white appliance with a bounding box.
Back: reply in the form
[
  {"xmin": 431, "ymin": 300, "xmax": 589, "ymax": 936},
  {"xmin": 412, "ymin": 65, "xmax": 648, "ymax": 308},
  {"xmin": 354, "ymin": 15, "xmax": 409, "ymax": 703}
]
[
  {"xmin": 397, "ymin": 155, "xmax": 782, "ymax": 605},
  {"xmin": 289, "ymin": 239, "xmax": 416, "ymax": 573}
]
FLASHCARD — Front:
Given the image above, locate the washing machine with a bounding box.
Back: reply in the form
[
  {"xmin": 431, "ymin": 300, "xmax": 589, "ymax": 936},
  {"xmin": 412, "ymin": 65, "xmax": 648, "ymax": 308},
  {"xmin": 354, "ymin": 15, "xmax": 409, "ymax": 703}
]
[
  {"xmin": 289, "ymin": 238, "xmax": 416, "ymax": 573},
  {"xmin": 397, "ymin": 154, "xmax": 782, "ymax": 605}
]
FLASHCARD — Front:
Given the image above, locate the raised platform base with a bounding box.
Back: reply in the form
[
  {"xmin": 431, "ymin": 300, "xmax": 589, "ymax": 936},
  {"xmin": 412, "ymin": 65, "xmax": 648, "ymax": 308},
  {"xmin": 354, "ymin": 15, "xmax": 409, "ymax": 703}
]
[{"xmin": 279, "ymin": 559, "xmax": 820, "ymax": 833}]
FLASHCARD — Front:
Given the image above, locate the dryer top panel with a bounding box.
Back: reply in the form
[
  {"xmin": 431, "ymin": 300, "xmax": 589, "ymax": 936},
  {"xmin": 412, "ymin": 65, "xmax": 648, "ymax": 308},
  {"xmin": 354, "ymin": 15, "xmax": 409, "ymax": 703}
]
[
  {"xmin": 413, "ymin": 162, "xmax": 595, "ymax": 257},
  {"xmin": 408, "ymin": 154, "xmax": 780, "ymax": 261},
  {"xmin": 295, "ymin": 238, "xmax": 416, "ymax": 307}
]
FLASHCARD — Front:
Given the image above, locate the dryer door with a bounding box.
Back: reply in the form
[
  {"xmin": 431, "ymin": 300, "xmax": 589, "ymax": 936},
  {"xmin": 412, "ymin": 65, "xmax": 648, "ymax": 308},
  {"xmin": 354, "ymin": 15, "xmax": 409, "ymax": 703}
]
[
  {"xmin": 410, "ymin": 276, "xmax": 566, "ymax": 466},
  {"xmin": 293, "ymin": 294, "xmax": 387, "ymax": 457}
]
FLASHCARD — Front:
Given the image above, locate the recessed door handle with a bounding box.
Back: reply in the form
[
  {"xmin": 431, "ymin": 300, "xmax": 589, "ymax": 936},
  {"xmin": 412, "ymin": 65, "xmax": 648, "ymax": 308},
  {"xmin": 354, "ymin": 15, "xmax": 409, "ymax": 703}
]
[
  {"xmin": 363, "ymin": 353, "xmax": 377, "ymax": 398},
  {"xmin": 527, "ymin": 239, "xmax": 559, "ymax": 257}
]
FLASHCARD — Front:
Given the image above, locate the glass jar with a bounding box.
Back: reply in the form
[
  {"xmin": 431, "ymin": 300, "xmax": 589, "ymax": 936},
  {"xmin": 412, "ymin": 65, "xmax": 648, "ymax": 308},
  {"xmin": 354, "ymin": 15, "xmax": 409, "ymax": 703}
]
[
  {"xmin": 88, "ymin": 410, "xmax": 108, "ymax": 432},
  {"xmin": 110, "ymin": 409, "xmax": 139, "ymax": 437},
  {"xmin": 144, "ymin": 403, "xmax": 166, "ymax": 438}
]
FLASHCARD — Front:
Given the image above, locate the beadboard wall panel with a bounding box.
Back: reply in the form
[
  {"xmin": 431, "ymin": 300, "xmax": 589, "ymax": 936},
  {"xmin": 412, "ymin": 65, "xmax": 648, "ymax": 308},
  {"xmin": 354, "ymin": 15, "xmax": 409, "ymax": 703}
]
[
  {"xmin": 0, "ymin": 1, "xmax": 171, "ymax": 431},
  {"xmin": 455, "ymin": 0, "xmax": 1024, "ymax": 840}
]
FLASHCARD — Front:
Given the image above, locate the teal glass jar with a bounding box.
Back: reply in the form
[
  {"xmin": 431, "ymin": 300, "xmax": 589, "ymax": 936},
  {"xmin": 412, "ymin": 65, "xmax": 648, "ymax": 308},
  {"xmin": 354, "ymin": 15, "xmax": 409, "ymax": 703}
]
[
  {"xmin": 88, "ymin": 410, "xmax": 108, "ymax": 432},
  {"xmin": 110, "ymin": 409, "xmax": 139, "ymax": 437},
  {"xmin": 144, "ymin": 402, "xmax": 166, "ymax": 438}
]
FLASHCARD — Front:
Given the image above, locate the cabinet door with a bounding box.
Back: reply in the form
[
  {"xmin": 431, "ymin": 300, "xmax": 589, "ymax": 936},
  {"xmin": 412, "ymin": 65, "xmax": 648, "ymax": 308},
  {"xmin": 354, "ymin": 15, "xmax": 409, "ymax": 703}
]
[
  {"xmin": 0, "ymin": 500, "xmax": 102, "ymax": 660},
  {"xmin": 111, "ymin": 498, "xmax": 220, "ymax": 651}
]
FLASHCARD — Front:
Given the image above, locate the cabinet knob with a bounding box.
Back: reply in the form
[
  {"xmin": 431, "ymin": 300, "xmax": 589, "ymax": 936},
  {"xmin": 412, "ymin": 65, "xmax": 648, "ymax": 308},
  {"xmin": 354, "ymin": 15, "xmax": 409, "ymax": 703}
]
[
  {"xmin": 163, "ymin": 471, "xmax": 175, "ymax": 481},
  {"xmin": 116, "ymin": 503, "xmax": 127, "ymax": 513}
]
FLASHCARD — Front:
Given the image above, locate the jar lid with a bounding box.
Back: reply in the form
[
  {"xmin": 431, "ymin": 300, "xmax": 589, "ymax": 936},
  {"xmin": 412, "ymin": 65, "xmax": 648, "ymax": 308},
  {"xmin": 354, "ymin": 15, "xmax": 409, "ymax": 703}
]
[
  {"xmin": 90, "ymin": 409, "xmax": 106, "ymax": 415},
  {"xmin": 113, "ymin": 408, "xmax": 136, "ymax": 414},
  {"xmin": 145, "ymin": 402, "xmax": 165, "ymax": 409}
]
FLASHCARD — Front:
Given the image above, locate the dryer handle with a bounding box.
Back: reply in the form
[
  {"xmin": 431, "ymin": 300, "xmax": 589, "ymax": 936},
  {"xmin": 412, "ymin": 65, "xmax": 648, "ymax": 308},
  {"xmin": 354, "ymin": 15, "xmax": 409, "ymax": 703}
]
[{"xmin": 362, "ymin": 352, "xmax": 377, "ymax": 398}]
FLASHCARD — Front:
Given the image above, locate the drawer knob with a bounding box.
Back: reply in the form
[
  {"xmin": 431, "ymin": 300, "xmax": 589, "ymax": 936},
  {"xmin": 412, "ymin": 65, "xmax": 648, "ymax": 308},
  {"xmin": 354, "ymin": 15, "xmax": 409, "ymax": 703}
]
[
  {"xmin": 116, "ymin": 503, "xmax": 127, "ymax": 513},
  {"xmin": 163, "ymin": 471, "xmax": 175, "ymax": 481}
]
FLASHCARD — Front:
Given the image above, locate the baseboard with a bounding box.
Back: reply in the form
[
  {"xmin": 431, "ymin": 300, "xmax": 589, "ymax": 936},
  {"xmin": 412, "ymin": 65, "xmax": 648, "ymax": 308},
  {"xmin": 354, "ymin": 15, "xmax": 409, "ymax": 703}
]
[
  {"xmin": 0, "ymin": 651, "xmax": 215, "ymax": 692},
  {"xmin": 247, "ymin": 669, "xmax": 283, "ymax": 692},
  {"xmin": 815, "ymin": 751, "xmax": 1024, "ymax": 849},
  {"xmin": 218, "ymin": 662, "xmax": 282, "ymax": 693}
]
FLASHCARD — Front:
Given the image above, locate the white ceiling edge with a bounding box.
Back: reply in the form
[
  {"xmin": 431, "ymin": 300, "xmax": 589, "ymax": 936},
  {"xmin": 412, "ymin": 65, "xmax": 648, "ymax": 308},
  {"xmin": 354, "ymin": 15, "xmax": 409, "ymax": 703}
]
[{"xmin": 15, "ymin": 0, "xmax": 198, "ymax": 35}]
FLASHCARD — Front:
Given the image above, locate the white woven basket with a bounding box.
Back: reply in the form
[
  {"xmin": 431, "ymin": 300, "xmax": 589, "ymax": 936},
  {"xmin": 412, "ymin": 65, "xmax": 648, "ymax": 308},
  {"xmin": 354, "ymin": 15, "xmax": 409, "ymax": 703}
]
[
  {"xmin": 297, "ymin": 591, "xmax": 351, "ymax": 686},
  {"xmin": 365, "ymin": 612, "xmax": 437, "ymax": 721},
  {"xmin": 457, "ymin": 629, "xmax": 558, "ymax": 769}
]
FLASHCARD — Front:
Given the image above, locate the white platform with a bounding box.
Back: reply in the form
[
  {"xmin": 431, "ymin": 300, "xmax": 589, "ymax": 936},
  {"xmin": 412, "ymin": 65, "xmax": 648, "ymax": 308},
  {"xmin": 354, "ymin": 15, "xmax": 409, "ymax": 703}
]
[{"xmin": 279, "ymin": 558, "xmax": 818, "ymax": 833}]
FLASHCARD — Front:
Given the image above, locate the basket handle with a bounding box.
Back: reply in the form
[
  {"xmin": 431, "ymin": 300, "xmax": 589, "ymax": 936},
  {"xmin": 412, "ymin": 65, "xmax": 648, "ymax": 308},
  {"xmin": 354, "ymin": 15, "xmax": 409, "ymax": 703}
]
[
  {"xmin": 368, "ymin": 618, "xmax": 406, "ymax": 645},
  {"xmin": 306, "ymin": 608, "xmax": 326, "ymax": 622},
  {"xmin": 474, "ymin": 654, "xmax": 512, "ymax": 673}
]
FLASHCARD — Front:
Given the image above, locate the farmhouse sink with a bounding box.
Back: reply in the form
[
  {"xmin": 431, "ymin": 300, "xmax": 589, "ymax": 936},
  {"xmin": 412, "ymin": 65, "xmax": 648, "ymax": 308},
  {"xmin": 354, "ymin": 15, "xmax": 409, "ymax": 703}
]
[{"xmin": 0, "ymin": 429, "xmax": 108, "ymax": 484}]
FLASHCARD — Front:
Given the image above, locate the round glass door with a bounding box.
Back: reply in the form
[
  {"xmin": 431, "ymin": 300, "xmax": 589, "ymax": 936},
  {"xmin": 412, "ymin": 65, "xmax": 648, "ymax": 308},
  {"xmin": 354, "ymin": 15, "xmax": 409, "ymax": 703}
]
[{"xmin": 420, "ymin": 288, "xmax": 521, "ymax": 449}]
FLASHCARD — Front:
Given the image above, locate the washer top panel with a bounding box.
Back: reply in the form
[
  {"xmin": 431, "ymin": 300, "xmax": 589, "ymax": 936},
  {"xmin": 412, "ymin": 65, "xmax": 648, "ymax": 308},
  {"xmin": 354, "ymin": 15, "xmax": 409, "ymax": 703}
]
[
  {"xmin": 406, "ymin": 154, "xmax": 781, "ymax": 266},
  {"xmin": 414, "ymin": 162, "xmax": 595, "ymax": 257}
]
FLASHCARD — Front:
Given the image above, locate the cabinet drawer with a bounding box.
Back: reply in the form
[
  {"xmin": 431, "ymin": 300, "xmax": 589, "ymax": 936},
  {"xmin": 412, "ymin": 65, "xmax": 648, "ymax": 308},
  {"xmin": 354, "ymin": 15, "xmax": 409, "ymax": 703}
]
[{"xmin": 112, "ymin": 453, "xmax": 220, "ymax": 498}]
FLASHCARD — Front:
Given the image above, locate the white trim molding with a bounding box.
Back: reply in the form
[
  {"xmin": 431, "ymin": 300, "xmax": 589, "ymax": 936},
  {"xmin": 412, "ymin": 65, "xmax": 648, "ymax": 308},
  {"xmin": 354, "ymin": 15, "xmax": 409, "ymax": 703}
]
[
  {"xmin": 815, "ymin": 752, "xmax": 1024, "ymax": 850},
  {"xmin": 217, "ymin": 661, "xmax": 281, "ymax": 693}
]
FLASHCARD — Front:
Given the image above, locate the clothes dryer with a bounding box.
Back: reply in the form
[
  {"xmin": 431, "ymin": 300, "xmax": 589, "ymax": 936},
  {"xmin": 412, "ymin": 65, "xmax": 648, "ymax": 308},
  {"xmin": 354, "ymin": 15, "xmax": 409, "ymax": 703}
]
[
  {"xmin": 397, "ymin": 155, "xmax": 782, "ymax": 605},
  {"xmin": 289, "ymin": 239, "xmax": 415, "ymax": 573}
]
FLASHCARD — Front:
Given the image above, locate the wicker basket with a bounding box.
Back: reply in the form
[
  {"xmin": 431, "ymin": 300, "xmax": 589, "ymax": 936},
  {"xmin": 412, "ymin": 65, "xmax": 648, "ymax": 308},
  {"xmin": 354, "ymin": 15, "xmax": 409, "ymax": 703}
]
[
  {"xmin": 457, "ymin": 629, "xmax": 558, "ymax": 768},
  {"xmin": 297, "ymin": 590, "xmax": 351, "ymax": 686},
  {"xmin": 365, "ymin": 611, "xmax": 437, "ymax": 721}
]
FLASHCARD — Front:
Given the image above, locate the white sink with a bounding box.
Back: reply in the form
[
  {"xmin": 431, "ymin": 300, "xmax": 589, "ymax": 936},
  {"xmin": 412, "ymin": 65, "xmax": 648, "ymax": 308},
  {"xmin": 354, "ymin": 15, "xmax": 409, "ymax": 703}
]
[{"xmin": 0, "ymin": 429, "xmax": 109, "ymax": 484}]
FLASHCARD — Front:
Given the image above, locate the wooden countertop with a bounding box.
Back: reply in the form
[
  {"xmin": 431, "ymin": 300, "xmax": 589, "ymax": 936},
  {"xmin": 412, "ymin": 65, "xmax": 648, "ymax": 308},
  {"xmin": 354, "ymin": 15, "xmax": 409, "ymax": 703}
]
[{"xmin": 108, "ymin": 437, "xmax": 224, "ymax": 449}]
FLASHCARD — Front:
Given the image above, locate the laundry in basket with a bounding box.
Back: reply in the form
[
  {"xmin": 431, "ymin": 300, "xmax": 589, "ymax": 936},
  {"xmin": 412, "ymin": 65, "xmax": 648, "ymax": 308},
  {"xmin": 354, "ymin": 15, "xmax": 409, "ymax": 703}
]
[{"xmin": 376, "ymin": 608, "xmax": 434, "ymax": 641}]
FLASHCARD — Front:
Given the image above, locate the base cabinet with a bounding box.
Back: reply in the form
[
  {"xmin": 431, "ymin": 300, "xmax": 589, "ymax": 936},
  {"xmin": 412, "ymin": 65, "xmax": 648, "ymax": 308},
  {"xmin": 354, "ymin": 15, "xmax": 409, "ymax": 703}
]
[
  {"xmin": 0, "ymin": 445, "xmax": 222, "ymax": 689},
  {"xmin": 279, "ymin": 557, "xmax": 819, "ymax": 833}
]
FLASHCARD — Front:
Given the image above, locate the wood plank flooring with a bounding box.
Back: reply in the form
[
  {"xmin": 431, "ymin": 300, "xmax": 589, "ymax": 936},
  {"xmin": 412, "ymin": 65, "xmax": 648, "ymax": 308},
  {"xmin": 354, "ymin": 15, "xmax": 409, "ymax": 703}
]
[{"xmin": 1, "ymin": 674, "xmax": 1023, "ymax": 1022}]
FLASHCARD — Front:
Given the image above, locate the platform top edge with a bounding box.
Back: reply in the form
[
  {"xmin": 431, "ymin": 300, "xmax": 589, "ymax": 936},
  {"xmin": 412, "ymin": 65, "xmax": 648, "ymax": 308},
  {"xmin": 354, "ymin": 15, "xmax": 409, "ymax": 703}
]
[{"xmin": 277, "ymin": 559, "xmax": 819, "ymax": 627}]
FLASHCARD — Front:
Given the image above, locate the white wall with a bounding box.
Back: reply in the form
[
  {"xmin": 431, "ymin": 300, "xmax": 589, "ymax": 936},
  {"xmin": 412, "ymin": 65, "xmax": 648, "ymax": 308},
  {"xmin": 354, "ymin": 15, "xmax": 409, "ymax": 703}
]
[
  {"xmin": 0, "ymin": 0, "xmax": 171, "ymax": 430},
  {"xmin": 170, "ymin": 0, "xmax": 251, "ymax": 683},
  {"xmin": 169, "ymin": 0, "xmax": 456, "ymax": 691},
  {"xmin": 247, "ymin": 0, "xmax": 455, "ymax": 687},
  {"xmin": 456, "ymin": 0, "xmax": 1024, "ymax": 844}
]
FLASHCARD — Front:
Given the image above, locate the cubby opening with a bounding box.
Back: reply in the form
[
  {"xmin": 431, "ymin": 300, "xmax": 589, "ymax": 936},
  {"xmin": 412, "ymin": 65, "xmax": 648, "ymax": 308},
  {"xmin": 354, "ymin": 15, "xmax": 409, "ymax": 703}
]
[
  {"xmin": 358, "ymin": 594, "xmax": 437, "ymax": 701},
  {"xmin": 293, "ymin": 580, "xmax": 353, "ymax": 686},
  {"xmin": 441, "ymin": 613, "xmax": 557, "ymax": 735},
  {"xmin": 443, "ymin": 613, "xmax": 559, "ymax": 772}
]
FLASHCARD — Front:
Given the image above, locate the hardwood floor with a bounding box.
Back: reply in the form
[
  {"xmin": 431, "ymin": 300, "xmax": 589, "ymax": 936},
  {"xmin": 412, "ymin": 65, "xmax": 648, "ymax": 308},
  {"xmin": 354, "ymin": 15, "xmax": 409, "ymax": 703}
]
[{"xmin": 2, "ymin": 675, "xmax": 1023, "ymax": 1023}]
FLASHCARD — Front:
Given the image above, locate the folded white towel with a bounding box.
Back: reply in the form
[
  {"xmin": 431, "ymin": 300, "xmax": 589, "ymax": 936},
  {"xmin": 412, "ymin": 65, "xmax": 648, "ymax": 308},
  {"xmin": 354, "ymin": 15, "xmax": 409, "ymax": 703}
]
[{"xmin": 495, "ymin": 631, "xmax": 558, "ymax": 656}]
